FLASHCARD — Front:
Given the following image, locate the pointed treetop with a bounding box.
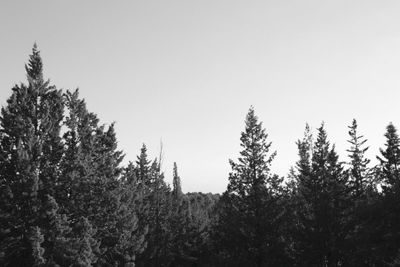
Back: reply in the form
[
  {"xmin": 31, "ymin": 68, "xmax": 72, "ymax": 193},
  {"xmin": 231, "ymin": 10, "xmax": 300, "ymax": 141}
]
[
  {"xmin": 384, "ymin": 123, "xmax": 400, "ymax": 148},
  {"xmin": 228, "ymin": 107, "xmax": 276, "ymax": 194},
  {"xmin": 348, "ymin": 119, "xmax": 358, "ymax": 143},
  {"xmin": 377, "ymin": 123, "xmax": 400, "ymax": 188},
  {"xmin": 241, "ymin": 106, "xmax": 266, "ymax": 144},
  {"xmin": 137, "ymin": 144, "xmax": 150, "ymax": 166},
  {"xmin": 240, "ymin": 106, "xmax": 275, "ymax": 161},
  {"xmin": 248, "ymin": 105, "xmax": 255, "ymax": 115},
  {"xmin": 346, "ymin": 119, "xmax": 371, "ymax": 195},
  {"xmin": 297, "ymin": 123, "xmax": 313, "ymax": 150},
  {"xmin": 312, "ymin": 123, "xmax": 331, "ymax": 167},
  {"xmin": 136, "ymin": 143, "xmax": 151, "ymax": 181},
  {"xmin": 25, "ymin": 43, "xmax": 44, "ymax": 83},
  {"xmin": 172, "ymin": 162, "xmax": 183, "ymax": 198},
  {"xmin": 244, "ymin": 106, "xmax": 259, "ymax": 132},
  {"xmin": 378, "ymin": 123, "xmax": 400, "ymax": 164},
  {"xmin": 347, "ymin": 119, "xmax": 369, "ymax": 157},
  {"xmin": 314, "ymin": 123, "xmax": 329, "ymax": 149},
  {"xmin": 296, "ymin": 123, "xmax": 313, "ymax": 174}
]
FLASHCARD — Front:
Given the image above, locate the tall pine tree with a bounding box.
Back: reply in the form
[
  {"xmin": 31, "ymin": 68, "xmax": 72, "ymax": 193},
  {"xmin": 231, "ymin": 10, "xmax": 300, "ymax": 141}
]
[
  {"xmin": 377, "ymin": 123, "xmax": 400, "ymax": 191},
  {"xmin": 135, "ymin": 148, "xmax": 173, "ymax": 267},
  {"xmin": 347, "ymin": 119, "xmax": 372, "ymax": 196},
  {"xmin": 374, "ymin": 123, "xmax": 400, "ymax": 264},
  {"xmin": 215, "ymin": 107, "xmax": 288, "ymax": 267},
  {"xmin": 60, "ymin": 88, "xmax": 145, "ymax": 266},
  {"xmin": 293, "ymin": 123, "xmax": 351, "ymax": 266},
  {"xmin": 0, "ymin": 44, "xmax": 73, "ymax": 265},
  {"xmin": 172, "ymin": 162, "xmax": 183, "ymax": 199}
]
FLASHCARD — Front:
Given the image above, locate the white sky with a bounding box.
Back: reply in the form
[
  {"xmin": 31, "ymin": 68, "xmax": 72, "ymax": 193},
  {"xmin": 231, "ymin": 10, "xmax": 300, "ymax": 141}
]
[{"xmin": 1, "ymin": 1, "xmax": 400, "ymax": 193}]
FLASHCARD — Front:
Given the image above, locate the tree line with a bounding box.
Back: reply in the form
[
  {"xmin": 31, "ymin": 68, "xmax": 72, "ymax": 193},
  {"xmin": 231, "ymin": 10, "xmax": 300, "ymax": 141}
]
[{"xmin": 1, "ymin": 45, "xmax": 400, "ymax": 266}]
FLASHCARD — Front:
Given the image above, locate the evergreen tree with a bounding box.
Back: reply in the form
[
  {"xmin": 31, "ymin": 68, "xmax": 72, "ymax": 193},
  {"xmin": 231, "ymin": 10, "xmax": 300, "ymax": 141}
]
[
  {"xmin": 149, "ymin": 159, "xmax": 173, "ymax": 267},
  {"xmin": 374, "ymin": 123, "xmax": 400, "ymax": 265},
  {"xmin": 58, "ymin": 89, "xmax": 100, "ymax": 264},
  {"xmin": 135, "ymin": 150, "xmax": 173, "ymax": 267},
  {"xmin": 187, "ymin": 192, "xmax": 220, "ymax": 266},
  {"xmin": 0, "ymin": 44, "xmax": 72, "ymax": 265},
  {"xmin": 343, "ymin": 119, "xmax": 378, "ymax": 265},
  {"xmin": 172, "ymin": 162, "xmax": 183, "ymax": 199},
  {"xmin": 215, "ymin": 107, "xmax": 288, "ymax": 267},
  {"xmin": 61, "ymin": 89, "xmax": 142, "ymax": 265},
  {"xmin": 377, "ymin": 122, "xmax": 400, "ymax": 191},
  {"xmin": 136, "ymin": 144, "xmax": 152, "ymax": 187},
  {"xmin": 168, "ymin": 162, "xmax": 200, "ymax": 266},
  {"xmin": 347, "ymin": 119, "xmax": 372, "ymax": 196},
  {"xmin": 293, "ymin": 123, "xmax": 351, "ymax": 266},
  {"xmin": 90, "ymin": 123, "xmax": 125, "ymax": 265},
  {"xmin": 118, "ymin": 162, "xmax": 149, "ymax": 266}
]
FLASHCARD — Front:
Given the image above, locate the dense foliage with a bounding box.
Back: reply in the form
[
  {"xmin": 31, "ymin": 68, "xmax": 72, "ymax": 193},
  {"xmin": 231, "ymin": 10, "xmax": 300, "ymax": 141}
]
[{"xmin": 1, "ymin": 46, "xmax": 400, "ymax": 266}]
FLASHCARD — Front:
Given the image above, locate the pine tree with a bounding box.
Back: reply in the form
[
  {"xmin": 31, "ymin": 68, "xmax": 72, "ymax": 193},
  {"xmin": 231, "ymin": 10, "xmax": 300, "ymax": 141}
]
[
  {"xmin": 290, "ymin": 123, "xmax": 313, "ymax": 197},
  {"xmin": 293, "ymin": 123, "xmax": 351, "ymax": 266},
  {"xmin": 149, "ymin": 159, "xmax": 173, "ymax": 267},
  {"xmin": 90, "ymin": 123, "xmax": 125, "ymax": 264},
  {"xmin": 136, "ymin": 144, "xmax": 152, "ymax": 187},
  {"xmin": 374, "ymin": 123, "xmax": 400, "ymax": 264},
  {"xmin": 119, "ymin": 163, "xmax": 149, "ymax": 266},
  {"xmin": 343, "ymin": 119, "xmax": 378, "ymax": 265},
  {"xmin": 61, "ymin": 89, "xmax": 137, "ymax": 265},
  {"xmin": 172, "ymin": 162, "xmax": 183, "ymax": 200},
  {"xmin": 347, "ymin": 119, "xmax": 371, "ymax": 196},
  {"xmin": 168, "ymin": 162, "xmax": 200, "ymax": 266},
  {"xmin": 58, "ymin": 89, "xmax": 100, "ymax": 264},
  {"xmin": 0, "ymin": 44, "xmax": 72, "ymax": 265},
  {"xmin": 187, "ymin": 192, "xmax": 220, "ymax": 266},
  {"xmin": 58, "ymin": 89, "xmax": 99, "ymax": 217},
  {"xmin": 135, "ymin": 149, "xmax": 173, "ymax": 267},
  {"xmin": 215, "ymin": 107, "xmax": 288, "ymax": 267},
  {"xmin": 377, "ymin": 122, "xmax": 400, "ymax": 191}
]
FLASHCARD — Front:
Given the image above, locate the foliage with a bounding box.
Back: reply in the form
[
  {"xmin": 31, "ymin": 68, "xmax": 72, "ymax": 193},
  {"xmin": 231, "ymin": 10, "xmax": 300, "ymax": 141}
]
[
  {"xmin": 214, "ymin": 107, "xmax": 289, "ymax": 267},
  {"xmin": 3, "ymin": 45, "xmax": 400, "ymax": 267}
]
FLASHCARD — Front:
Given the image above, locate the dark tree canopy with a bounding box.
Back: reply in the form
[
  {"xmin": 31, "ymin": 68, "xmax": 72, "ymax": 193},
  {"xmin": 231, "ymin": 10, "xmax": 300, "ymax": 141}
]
[
  {"xmin": 2, "ymin": 45, "xmax": 400, "ymax": 267},
  {"xmin": 215, "ymin": 107, "xmax": 288, "ymax": 267}
]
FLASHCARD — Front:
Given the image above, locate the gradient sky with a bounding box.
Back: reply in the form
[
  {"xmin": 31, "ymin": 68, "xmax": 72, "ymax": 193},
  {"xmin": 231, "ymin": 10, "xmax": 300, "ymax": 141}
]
[{"xmin": 1, "ymin": 1, "xmax": 400, "ymax": 193}]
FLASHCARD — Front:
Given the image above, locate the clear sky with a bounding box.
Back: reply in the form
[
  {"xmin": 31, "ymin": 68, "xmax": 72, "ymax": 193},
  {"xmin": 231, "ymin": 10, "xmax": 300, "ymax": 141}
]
[{"xmin": 1, "ymin": 1, "xmax": 400, "ymax": 193}]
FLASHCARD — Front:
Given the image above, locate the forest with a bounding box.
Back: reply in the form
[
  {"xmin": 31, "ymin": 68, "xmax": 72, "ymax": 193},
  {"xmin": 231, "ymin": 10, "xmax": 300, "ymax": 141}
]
[{"xmin": 1, "ymin": 45, "xmax": 400, "ymax": 267}]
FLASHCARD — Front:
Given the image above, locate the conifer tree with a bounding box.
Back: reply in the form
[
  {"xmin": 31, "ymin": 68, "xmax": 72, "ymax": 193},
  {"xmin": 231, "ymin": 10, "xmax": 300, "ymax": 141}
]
[
  {"xmin": 215, "ymin": 107, "xmax": 288, "ymax": 267},
  {"xmin": 377, "ymin": 123, "xmax": 400, "ymax": 191},
  {"xmin": 172, "ymin": 162, "xmax": 183, "ymax": 200},
  {"xmin": 0, "ymin": 44, "xmax": 72, "ymax": 265},
  {"xmin": 58, "ymin": 89, "xmax": 100, "ymax": 264},
  {"xmin": 293, "ymin": 124, "xmax": 351, "ymax": 266},
  {"xmin": 374, "ymin": 123, "xmax": 400, "ymax": 264},
  {"xmin": 136, "ymin": 144, "xmax": 152, "ymax": 187},
  {"xmin": 290, "ymin": 124, "xmax": 313, "ymax": 196},
  {"xmin": 135, "ymin": 151, "xmax": 173, "ymax": 267},
  {"xmin": 149, "ymin": 159, "xmax": 173, "ymax": 266},
  {"xmin": 343, "ymin": 119, "xmax": 378, "ymax": 265},
  {"xmin": 347, "ymin": 119, "xmax": 372, "ymax": 196},
  {"xmin": 119, "ymin": 163, "xmax": 149, "ymax": 266},
  {"xmin": 168, "ymin": 162, "xmax": 200, "ymax": 266},
  {"xmin": 63, "ymin": 89, "xmax": 144, "ymax": 265}
]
